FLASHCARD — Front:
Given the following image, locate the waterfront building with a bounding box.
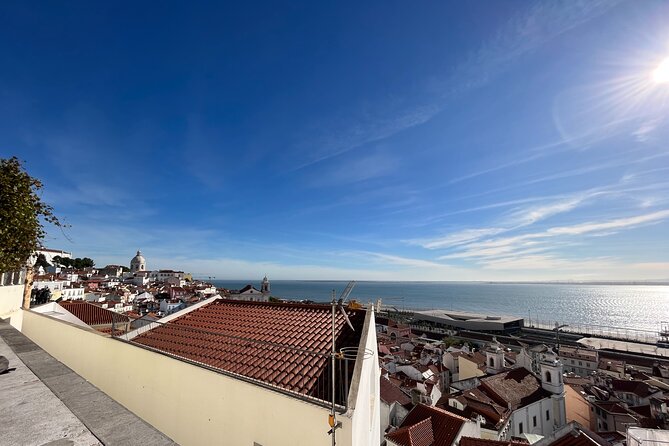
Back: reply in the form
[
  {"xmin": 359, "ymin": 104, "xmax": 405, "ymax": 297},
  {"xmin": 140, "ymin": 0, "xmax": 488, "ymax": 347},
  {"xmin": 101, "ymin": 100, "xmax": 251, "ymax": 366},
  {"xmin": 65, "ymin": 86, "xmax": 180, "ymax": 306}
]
[
  {"xmin": 412, "ymin": 310, "xmax": 524, "ymax": 334},
  {"xmin": 559, "ymin": 346, "xmax": 598, "ymax": 377}
]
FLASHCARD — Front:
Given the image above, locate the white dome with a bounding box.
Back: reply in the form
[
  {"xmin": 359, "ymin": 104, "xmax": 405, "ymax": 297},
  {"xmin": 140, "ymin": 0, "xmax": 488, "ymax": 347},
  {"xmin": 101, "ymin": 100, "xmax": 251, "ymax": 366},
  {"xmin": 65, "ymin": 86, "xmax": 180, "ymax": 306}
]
[{"xmin": 131, "ymin": 250, "xmax": 146, "ymax": 271}]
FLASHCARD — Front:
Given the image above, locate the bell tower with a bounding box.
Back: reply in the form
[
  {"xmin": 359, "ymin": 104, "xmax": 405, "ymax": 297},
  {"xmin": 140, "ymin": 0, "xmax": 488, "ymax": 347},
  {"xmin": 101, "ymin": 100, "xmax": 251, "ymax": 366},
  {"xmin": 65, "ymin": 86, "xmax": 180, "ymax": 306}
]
[
  {"xmin": 485, "ymin": 337, "xmax": 505, "ymax": 375},
  {"xmin": 540, "ymin": 348, "xmax": 564, "ymax": 394},
  {"xmin": 540, "ymin": 347, "xmax": 566, "ymax": 429},
  {"xmin": 261, "ymin": 275, "xmax": 270, "ymax": 295}
]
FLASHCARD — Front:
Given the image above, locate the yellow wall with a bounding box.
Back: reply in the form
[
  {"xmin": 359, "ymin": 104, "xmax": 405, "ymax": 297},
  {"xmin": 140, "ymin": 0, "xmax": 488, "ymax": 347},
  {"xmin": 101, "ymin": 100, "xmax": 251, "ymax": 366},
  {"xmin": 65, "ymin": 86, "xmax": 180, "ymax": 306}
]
[
  {"xmin": 21, "ymin": 310, "xmax": 354, "ymax": 446},
  {"xmin": 565, "ymin": 384, "xmax": 591, "ymax": 428},
  {"xmin": 459, "ymin": 356, "xmax": 486, "ymax": 381}
]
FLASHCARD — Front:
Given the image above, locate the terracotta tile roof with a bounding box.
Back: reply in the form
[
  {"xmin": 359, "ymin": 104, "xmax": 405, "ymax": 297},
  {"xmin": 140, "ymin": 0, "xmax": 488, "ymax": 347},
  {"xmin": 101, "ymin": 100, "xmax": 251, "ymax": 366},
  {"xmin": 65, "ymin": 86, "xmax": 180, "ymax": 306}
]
[
  {"xmin": 380, "ymin": 376, "xmax": 412, "ymax": 406},
  {"xmin": 131, "ymin": 300, "xmax": 364, "ymax": 401},
  {"xmin": 60, "ymin": 301, "xmax": 130, "ymax": 326},
  {"xmin": 386, "ymin": 403, "xmax": 468, "ymax": 446},
  {"xmin": 480, "ymin": 367, "xmax": 549, "ymax": 410},
  {"xmin": 460, "ymin": 437, "xmax": 528, "ymax": 446},
  {"xmin": 611, "ymin": 379, "xmax": 659, "ymax": 397},
  {"xmin": 386, "ymin": 418, "xmax": 434, "ymax": 446},
  {"xmin": 548, "ymin": 430, "xmax": 610, "ymax": 446},
  {"xmin": 592, "ymin": 401, "xmax": 631, "ymax": 415}
]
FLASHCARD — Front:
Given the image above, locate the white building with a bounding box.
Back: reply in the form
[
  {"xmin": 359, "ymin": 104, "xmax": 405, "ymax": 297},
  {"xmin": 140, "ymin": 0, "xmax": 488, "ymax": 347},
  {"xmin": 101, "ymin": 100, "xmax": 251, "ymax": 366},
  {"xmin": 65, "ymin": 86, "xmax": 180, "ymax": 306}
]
[
  {"xmin": 559, "ymin": 346, "xmax": 598, "ymax": 377},
  {"xmin": 61, "ymin": 286, "xmax": 85, "ymax": 301},
  {"xmin": 149, "ymin": 270, "xmax": 185, "ymax": 282},
  {"xmin": 35, "ymin": 248, "xmax": 72, "ymax": 265},
  {"xmin": 444, "ymin": 348, "xmax": 566, "ymax": 440},
  {"xmin": 225, "ymin": 284, "xmax": 269, "ymax": 302},
  {"xmin": 130, "ymin": 250, "xmax": 146, "ymax": 273},
  {"xmin": 33, "ymin": 276, "xmax": 71, "ymax": 293},
  {"xmin": 0, "ymin": 268, "xmax": 26, "ymax": 318}
]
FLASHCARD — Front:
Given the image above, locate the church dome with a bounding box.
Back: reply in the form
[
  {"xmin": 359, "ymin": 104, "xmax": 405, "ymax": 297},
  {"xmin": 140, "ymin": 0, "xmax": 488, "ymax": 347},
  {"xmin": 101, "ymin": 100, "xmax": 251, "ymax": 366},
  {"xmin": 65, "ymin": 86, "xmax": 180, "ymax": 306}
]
[{"xmin": 130, "ymin": 250, "xmax": 146, "ymax": 272}]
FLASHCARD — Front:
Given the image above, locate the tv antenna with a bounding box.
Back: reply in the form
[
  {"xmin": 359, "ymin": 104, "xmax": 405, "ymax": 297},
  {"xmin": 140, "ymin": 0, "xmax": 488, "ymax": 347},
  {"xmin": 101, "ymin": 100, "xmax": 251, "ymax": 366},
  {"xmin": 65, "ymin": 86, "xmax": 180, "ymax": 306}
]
[{"xmin": 328, "ymin": 280, "xmax": 355, "ymax": 444}]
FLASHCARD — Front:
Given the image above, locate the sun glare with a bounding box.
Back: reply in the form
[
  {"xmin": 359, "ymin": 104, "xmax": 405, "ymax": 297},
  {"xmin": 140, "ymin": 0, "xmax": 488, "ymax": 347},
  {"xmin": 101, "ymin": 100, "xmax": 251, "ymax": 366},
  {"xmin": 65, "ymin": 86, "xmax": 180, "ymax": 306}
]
[{"xmin": 652, "ymin": 57, "xmax": 669, "ymax": 84}]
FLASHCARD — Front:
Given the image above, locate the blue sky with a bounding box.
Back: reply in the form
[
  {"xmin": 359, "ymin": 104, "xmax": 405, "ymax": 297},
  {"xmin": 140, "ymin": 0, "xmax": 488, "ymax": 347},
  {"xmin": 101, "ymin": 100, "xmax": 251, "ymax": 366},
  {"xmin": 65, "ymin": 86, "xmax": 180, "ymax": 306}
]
[{"xmin": 2, "ymin": 1, "xmax": 669, "ymax": 280}]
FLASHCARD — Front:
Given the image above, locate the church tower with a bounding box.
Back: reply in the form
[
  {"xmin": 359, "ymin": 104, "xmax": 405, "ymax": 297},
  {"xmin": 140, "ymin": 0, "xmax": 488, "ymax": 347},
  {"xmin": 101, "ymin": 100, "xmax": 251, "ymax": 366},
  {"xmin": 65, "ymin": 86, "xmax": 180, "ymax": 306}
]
[
  {"xmin": 130, "ymin": 250, "xmax": 146, "ymax": 273},
  {"xmin": 485, "ymin": 337, "xmax": 505, "ymax": 375},
  {"xmin": 261, "ymin": 275, "xmax": 270, "ymax": 295},
  {"xmin": 540, "ymin": 348, "xmax": 564, "ymax": 394},
  {"xmin": 540, "ymin": 347, "xmax": 567, "ymax": 429}
]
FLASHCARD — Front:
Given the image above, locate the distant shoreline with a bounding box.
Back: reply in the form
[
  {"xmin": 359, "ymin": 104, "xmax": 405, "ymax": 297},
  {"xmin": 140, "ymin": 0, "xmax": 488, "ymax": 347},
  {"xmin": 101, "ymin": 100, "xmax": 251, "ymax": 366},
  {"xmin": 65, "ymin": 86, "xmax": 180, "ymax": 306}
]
[{"xmin": 207, "ymin": 279, "xmax": 669, "ymax": 286}]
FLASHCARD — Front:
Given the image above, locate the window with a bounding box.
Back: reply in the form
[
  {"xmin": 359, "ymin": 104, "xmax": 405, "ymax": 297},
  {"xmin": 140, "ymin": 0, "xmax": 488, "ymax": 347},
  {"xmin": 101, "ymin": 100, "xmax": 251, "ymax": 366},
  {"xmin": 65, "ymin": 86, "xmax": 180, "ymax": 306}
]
[
  {"xmin": 489, "ymin": 357, "xmax": 495, "ymax": 367},
  {"xmin": 519, "ymin": 423, "xmax": 523, "ymax": 434},
  {"xmin": 545, "ymin": 370, "xmax": 552, "ymax": 383},
  {"xmin": 546, "ymin": 410, "xmax": 550, "ymax": 421},
  {"xmin": 533, "ymin": 416, "xmax": 537, "ymax": 427},
  {"xmin": 579, "ymin": 361, "xmax": 583, "ymax": 366}
]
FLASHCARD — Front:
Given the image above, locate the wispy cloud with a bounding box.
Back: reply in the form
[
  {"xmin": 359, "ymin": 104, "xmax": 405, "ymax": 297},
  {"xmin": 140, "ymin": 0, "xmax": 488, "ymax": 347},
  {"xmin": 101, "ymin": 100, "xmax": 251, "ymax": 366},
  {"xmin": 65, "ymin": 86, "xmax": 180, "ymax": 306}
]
[
  {"xmin": 309, "ymin": 152, "xmax": 399, "ymax": 187},
  {"xmin": 419, "ymin": 228, "xmax": 506, "ymax": 250},
  {"xmin": 291, "ymin": 1, "xmax": 621, "ymax": 170},
  {"xmin": 431, "ymin": 210, "xmax": 669, "ymax": 269}
]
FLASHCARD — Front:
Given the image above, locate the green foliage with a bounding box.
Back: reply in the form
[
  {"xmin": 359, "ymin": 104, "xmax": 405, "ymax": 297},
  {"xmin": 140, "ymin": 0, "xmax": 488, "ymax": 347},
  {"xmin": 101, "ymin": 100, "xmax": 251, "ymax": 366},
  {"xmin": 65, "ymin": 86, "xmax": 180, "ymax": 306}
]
[
  {"xmin": 0, "ymin": 157, "xmax": 65, "ymax": 273},
  {"xmin": 34, "ymin": 253, "xmax": 51, "ymax": 269},
  {"xmin": 52, "ymin": 256, "xmax": 95, "ymax": 269},
  {"xmin": 442, "ymin": 337, "xmax": 462, "ymax": 348}
]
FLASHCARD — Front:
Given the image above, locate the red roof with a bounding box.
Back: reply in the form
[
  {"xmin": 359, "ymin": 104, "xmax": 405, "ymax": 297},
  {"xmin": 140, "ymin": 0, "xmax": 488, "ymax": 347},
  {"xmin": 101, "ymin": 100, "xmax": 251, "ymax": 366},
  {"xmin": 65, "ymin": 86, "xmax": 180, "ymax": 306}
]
[
  {"xmin": 387, "ymin": 418, "xmax": 434, "ymax": 446},
  {"xmin": 380, "ymin": 376, "xmax": 412, "ymax": 406},
  {"xmin": 611, "ymin": 379, "xmax": 659, "ymax": 398},
  {"xmin": 480, "ymin": 368, "xmax": 548, "ymax": 410},
  {"xmin": 460, "ymin": 437, "xmax": 528, "ymax": 446},
  {"xmin": 131, "ymin": 300, "xmax": 364, "ymax": 401},
  {"xmin": 548, "ymin": 430, "xmax": 609, "ymax": 446},
  {"xmin": 386, "ymin": 404, "xmax": 468, "ymax": 446},
  {"xmin": 60, "ymin": 301, "xmax": 130, "ymax": 326}
]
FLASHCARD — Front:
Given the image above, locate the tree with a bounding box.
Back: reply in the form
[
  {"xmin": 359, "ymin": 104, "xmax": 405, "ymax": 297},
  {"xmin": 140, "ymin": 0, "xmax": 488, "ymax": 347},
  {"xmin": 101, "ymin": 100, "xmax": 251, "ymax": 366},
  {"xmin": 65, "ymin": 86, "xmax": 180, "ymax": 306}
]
[
  {"xmin": 0, "ymin": 157, "xmax": 65, "ymax": 272},
  {"xmin": 34, "ymin": 253, "xmax": 51, "ymax": 270}
]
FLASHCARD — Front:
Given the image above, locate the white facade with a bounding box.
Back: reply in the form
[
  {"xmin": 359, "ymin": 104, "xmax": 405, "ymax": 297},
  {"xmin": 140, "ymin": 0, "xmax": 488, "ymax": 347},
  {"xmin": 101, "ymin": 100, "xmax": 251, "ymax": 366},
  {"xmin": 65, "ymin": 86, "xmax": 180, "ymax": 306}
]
[
  {"xmin": 0, "ymin": 269, "xmax": 25, "ymax": 318},
  {"xmin": 33, "ymin": 278, "xmax": 71, "ymax": 292},
  {"xmin": 130, "ymin": 250, "xmax": 146, "ymax": 273},
  {"xmin": 149, "ymin": 270, "xmax": 185, "ymax": 281},
  {"xmin": 61, "ymin": 287, "xmax": 85, "ymax": 300},
  {"xmin": 506, "ymin": 350, "xmax": 567, "ymax": 439},
  {"xmin": 35, "ymin": 248, "xmax": 72, "ymax": 264},
  {"xmin": 559, "ymin": 346, "xmax": 598, "ymax": 377}
]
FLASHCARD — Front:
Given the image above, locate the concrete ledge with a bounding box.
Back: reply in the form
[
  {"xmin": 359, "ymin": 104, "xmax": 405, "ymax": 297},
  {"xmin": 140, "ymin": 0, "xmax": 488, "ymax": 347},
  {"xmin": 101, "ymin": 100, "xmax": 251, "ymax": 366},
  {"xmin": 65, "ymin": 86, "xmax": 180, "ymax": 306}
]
[{"xmin": 0, "ymin": 319, "xmax": 177, "ymax": 446}]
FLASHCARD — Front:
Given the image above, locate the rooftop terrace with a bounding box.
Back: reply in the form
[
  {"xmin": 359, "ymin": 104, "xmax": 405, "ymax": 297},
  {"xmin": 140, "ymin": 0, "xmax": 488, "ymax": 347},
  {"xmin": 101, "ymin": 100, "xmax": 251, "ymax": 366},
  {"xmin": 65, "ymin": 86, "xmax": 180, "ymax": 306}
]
[{"xmin": 0, "ymin": 318, "xmax": 176, "ymax": 445}]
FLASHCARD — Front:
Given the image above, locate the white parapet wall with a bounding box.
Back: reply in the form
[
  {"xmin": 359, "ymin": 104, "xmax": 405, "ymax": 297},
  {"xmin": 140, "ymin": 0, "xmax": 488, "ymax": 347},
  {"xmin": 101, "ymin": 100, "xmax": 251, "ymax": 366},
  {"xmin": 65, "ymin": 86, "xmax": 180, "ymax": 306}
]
[
  {"xmin": 0, "ymin": 284, "xmax": 24, "ymax": 319},
  {"xmin": 19, "ymin": 309, "xmax": 364, "ymax": 446}
]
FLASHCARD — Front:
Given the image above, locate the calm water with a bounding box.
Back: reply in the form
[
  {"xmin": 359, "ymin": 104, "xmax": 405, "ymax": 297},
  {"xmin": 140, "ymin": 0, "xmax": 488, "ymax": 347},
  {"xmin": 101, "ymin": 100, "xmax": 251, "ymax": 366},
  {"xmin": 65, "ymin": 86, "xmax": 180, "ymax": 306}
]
[{"xmin": 211, "ymin": 280, "xmax": 669, "ymax": 333}]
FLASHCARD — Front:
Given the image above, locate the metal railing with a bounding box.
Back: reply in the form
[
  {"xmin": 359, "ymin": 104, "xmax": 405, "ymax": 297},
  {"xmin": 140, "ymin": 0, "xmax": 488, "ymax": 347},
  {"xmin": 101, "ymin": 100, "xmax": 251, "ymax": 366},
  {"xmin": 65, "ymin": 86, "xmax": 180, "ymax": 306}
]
[{"xmin": 528, "ymin": 319, "xmax": 660, "ymax": 344}]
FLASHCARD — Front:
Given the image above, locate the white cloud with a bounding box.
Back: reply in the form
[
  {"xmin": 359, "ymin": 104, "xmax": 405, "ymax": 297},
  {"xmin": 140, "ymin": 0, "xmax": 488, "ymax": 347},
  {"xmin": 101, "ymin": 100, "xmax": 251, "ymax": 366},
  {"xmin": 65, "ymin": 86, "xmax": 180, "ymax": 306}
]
[
  {"xmin": 418, "ymin": 228, "xmax": 506, "ymax": 250},
  {"xmin": 291, "ymin": 1, "xmax": 621, "ymax": 170}
]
